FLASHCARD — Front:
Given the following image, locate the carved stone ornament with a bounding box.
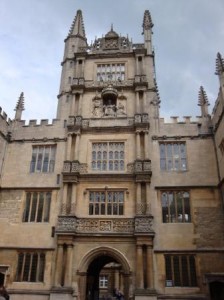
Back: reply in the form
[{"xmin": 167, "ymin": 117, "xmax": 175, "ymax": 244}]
[{"xmin": 135, "ymin": 216, "xmax": 154, "ymax": 233}]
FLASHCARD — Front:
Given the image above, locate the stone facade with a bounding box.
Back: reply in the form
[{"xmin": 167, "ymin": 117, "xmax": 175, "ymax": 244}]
[{"xmin": 0, "ymin": 9, "xmax": 224, "ymax": 300}]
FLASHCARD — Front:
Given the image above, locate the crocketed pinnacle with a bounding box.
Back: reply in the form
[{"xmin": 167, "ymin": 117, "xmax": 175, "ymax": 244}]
[
  {"xmin": 68, "ymin": 9, "xmax": 86, "ymax": 38},
  {"xmin": 198, "ymin": 86, "xmax": 210, "ymax": 107},
  {"xmin": 142, "ymin": 10, "xmax": 154, "ymax": 30},
  {"xmin": 15, "ymin": 92, "xmax": 25, "ymax": 111},
  {"xmin": 215, "ymin": 52, "xmax": 224, "ymax": 75}
]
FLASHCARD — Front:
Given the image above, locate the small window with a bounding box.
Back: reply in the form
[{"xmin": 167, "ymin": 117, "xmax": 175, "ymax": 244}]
[
  {"xmin": 165, "ymin": 254, "xmax": 197, "ymax": 287},
  {"xmin": 161, "ymin": 191, "xmax": 191, "ymax": 223},
  {"xmin": 16, "ymin": 252, "xmax": 45, "ymax": 282},
  {"xmin": 89, "ymin": 191, "xmax": 124, "ymax": 216},
  {"xmin": 23, "ymin": 192, "xmax": 51, "ymax": 223},
  {"xmin": 99, "ymin": 275, "xmax": 108, "ymax": 288},
  {"xmin": 160, "ymin": 142, "xmax": 187, "ymax": 171},
  {"xmin": 30, "ymin": 145, "xmax": 56, "ymax": 173}
]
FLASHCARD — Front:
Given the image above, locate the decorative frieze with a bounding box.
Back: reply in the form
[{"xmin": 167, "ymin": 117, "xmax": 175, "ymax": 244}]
[{"xmin": 56, "ymin": 216, "xmax": 136, "ymax": 234}]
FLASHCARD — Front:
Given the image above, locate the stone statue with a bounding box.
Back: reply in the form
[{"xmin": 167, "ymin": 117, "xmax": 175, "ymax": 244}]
[
  {"xmin": 92, "ymin": 99, "xmax": 103, "ymax": 117},
  {"xmin": 103, "ymin": 100, "xmax": 116, "ymax": 116},
  {"xmin": 117, "ymin": 102, "xmax": 126, "ymax": 115}
]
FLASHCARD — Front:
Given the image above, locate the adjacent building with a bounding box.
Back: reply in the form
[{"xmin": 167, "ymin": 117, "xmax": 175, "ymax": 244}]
[{"xmin": 0, "ymin": 9, "xmax": 224, "ymax": 300}]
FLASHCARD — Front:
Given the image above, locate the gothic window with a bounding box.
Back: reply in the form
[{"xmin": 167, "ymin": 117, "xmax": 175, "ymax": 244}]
[
  {"xmin": 160, "ymin": 142, "xmax": 187, "ymax": 171},
  {"xmin": 30, "ymin": 145, "xmax": 56, "ymax": 173},
  {"xmin": 89, "ymin": 191, "xmax": 124, "ymax": 215},
  {"xmin": 23, "ymin": 192, "xmax": 51, "ymax": 222},
  {"xmin": 92, "ymin": 142, "xmax": 125, "ymax": 171},
  {"xmin": 97, "ymin": 63, "xmax": 125, "ymax": 82},
  {"xmin": 165, "ymin": 255, "xmax": 197, "ymax": 287},
  {"xmin": 15, "ymin": 252, "xmax": 45, "ymax": 282},
  {"xmin": 161, "ymin": 191, "xmax": 191, "ymax": 223}
]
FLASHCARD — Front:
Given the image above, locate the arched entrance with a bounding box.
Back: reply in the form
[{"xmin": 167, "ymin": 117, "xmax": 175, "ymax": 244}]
[{"xmin": 77, "ymin": 247, "xmax": 131, "ymax": 300}]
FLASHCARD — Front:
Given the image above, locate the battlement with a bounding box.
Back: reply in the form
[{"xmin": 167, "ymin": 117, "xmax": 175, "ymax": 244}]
[
  {"xmin": 159, "ymin": 116, "xmax": 204, "ymax": 125},
  {"xmin": 17, "ymin": 118, "xmax": 62, "ymax": 127},
  {"xmin": 0, "ymin": 107, "xmax": 12, "ymax": 124}
]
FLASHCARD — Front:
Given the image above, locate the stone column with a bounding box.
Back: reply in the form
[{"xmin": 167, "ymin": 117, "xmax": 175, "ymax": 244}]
[
  {"xmin": 54, "ymin": 244, "xmax": 64, "ymax": 287},
  {"xmin": 71, "ymin": 94, "xmax": 76, "ymax": 116},
  {"xmin": 71, "ymin": 183, "xmax": 77, "ymax": 214},
  {"xmin": 136, "ymin": 245, "xmax": 144, "ymax": 289},
  {"xmin": 144, "ymin": 130, "xmax": 149, "ymax": 159},
  {"xmin": 78, "ymin": 94, "xmax": 83, "ymax": 115},
  {"xmin": 135, "ymin": 57, "xmax": 139, "ymax": 75},
  {"xmin": 74, "ymin": 133, "xmax": 80, "ymax": 160},
  {"xmin": 115, "ymin": 269, "xmax": 119, "ymax": 289},
  {"xmin": 143, "ymin": 91, "xmax": 147, "ymax": 112},
  {"xmin": 136, "ymin": 182, "xmax": 142, "ymax": 215},
  {"xmin": 146, "ymin": 183, "xmax": 151, "ymax": 215},
  {"xmin": 66, "ymin": 133, "xmax": 72, "ymax": 160},
  {"xmin": 136, "ymin": 131, "xmax": 141, "ymax": 159},
  {"xmin": 64, "ymin": 244, "xmax": 74, "ymax": 287},
  {"xmin": 135, "ymin": 92, "xmax": 140, "ymax": 113},
  {"xmin": 146, "ymin": 245, "xmax": 154, "ymax": 289},
  {"xmin": 61, "ymin": 184, "xmax": 68, "ymax": 214}
]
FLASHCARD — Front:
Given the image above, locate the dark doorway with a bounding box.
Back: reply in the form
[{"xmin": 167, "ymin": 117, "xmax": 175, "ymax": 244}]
[
  {"xmin": 0, "ymin": 273, "xmax": 5, "ymax": 286},
  {"xmin": 86, "ymin": 255, "xmax": 123, "ymax": 300},
  {"xmin": 210, "ymin": 281, "xmax": 224, "ymax": 300}
]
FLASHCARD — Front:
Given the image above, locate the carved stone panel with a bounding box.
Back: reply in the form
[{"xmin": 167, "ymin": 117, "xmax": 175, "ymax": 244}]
[{"xmin": 135, "ymin": 216, "xmax": 154, "ymax": 234}]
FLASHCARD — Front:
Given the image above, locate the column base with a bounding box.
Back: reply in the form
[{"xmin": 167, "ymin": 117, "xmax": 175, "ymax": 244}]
[
  {"xmin": 50, "ymin": 287, "xmax": 74, "ymax": 300},
  {"xmin": 135, "ymin": 289, "xmax": 157, "ymax": 300}
]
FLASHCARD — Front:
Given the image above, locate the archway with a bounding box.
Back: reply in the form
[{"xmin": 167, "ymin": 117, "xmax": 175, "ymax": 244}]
[{"xmin": 77, "ymin": 247, "xmax": 131, "ymax": 300}]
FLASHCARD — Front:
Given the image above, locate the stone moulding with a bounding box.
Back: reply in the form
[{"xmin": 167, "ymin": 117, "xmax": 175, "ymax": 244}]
[{"xmin": 56, "ymin": 216, "xmax": 153, "ymax": 235}]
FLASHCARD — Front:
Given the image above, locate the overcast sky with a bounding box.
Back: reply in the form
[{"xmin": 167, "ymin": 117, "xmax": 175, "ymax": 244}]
[{"xmin": 0, "ymin": 0, "xmax": 224, "ymax": 121}]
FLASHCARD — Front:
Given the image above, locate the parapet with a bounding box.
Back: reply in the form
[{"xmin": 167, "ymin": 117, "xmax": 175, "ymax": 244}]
[{"xmin": 0, "ymin": 106, "xmax": 12, "ymax": 124}]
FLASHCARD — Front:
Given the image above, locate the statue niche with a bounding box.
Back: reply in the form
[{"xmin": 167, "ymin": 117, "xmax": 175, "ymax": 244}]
[{"xmin": 92, "ymin": 85, "xmax": 127, "ymax": 118}]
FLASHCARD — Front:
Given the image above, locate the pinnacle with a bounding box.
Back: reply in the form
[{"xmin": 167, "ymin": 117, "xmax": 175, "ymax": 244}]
[
  {"xmin": 198, "ymin": 86, "xmax": 209, "ymax": 107},
  {"xmin": 68, "ymin": 9, "xmax": 86, "ymax": 38},
  {"xmin": 15, "ymin": 92, "xmax": 25, "ymax": 111},
  {"xmin": 142, "ymin": 10, "xmax": 153, "ymax": 30},
  {"xmin": 215, "ymin": 52, "xmax": 224, "ymax": 75}
]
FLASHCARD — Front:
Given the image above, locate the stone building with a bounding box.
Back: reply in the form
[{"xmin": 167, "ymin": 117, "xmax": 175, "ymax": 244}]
[{"xmin": 0, "ymin": 9, "xmax": 224, "ymax": 300}]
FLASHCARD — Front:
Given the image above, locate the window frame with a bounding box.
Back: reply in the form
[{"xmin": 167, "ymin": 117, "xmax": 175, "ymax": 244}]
[
  {"xmin": 159, "ymin": 142, "xmax": 187, "ymax": 172},
  {"xmin": 96, "ymin": 63, "xmax": 125, "ymax": 82},
  {"xmin": 30, "ymin": 145, "xmax": 56, "ymax": 173},
  {"xmin": 15, "ymin": 251, "xmax": 45, "ymax": 282},
  {"xmin": 88, "ymin": 189, "xmax": 125, "ymax": 216},
  {"xmin": 99, "ymin": 275, "xmax": 109, "ymax": 289},
  {"xmin": 161, "ymin": 190, "xmax": 191, "ymax": 223},
  {"xmin": 165, "ymin": 254, "xmax": 197, "ymax": 287},
  {"xmin": 23, "ymin": 191, "xmax": 52, "ymax": 223},
  {"xmin": 91, "ymin": 141, "xmax": 125, "ymax": 172}
]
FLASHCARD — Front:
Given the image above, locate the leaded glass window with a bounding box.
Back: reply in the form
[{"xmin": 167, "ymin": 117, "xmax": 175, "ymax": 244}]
[
  {"xmin": 97, "ymin": 63, "xmax": 125, "ymax": 82},
  {"xmin": 89, "ymin": 191, "xmax": 124, "ymax": 215},
  {"xmin": 16, "ymin": 252, "xmax": 45, "ymax": 282},
  {"xmin": 23, "ymin": 192, "xmax": 51, "ymax": 222},
  {"xmin": 160, "ymin": 142, "xmax": 187, "ymax": 171},
  {"xmin": 161, "ymin": 191, "xmax": 190, "ymax": 223},
  {"xmin": 92, "ymin": 142, "xmax": 125, "ymax": 171},
  {"xmin": 165, "ymin": 255, "xmax": 197, "ymax": 287},
  {"xmin": 30, "ymin": 145, "xmax": 56, "ymax": 173}
]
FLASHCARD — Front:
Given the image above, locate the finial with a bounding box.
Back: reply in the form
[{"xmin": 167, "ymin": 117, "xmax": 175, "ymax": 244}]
[
  {"xmin": 143, "ymin": 10, "xmax": 153, "ymax": 30},
  {"xmin": 215, "ymin": 52, "xmax": 224, "ymax": 75},
  {"xmin": 14, "ymin": 92, "xmax": 25, "ymax": 120},
  {"xmin": 68, "ymin": 9, "xmax": 86, "ymax": 38},
  {"xmin": 198, "ymin": 86, "xmax": 210, "ymax": 117},
  {"xmin": 111, "ymin": 23, "xmax": 113, "ymax": 31},
  {"xmin": 15, "ymin": 92, "xmax": 25, "ymax": 111}
]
